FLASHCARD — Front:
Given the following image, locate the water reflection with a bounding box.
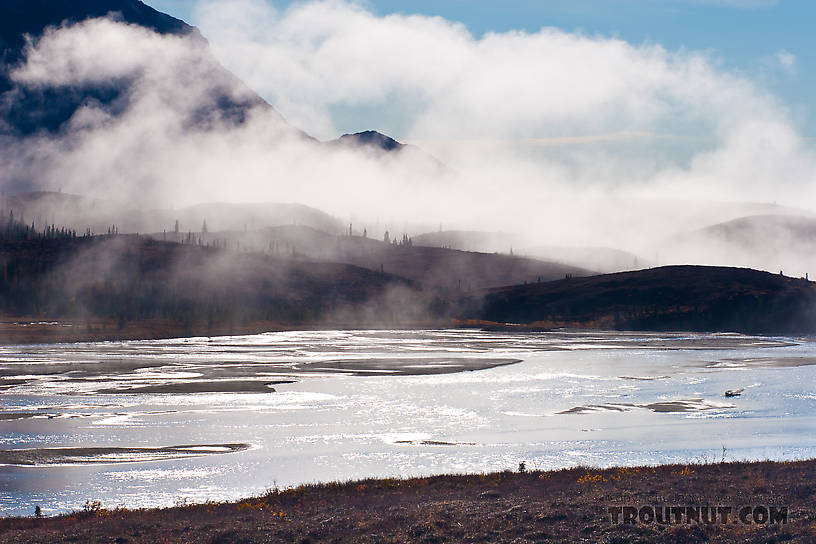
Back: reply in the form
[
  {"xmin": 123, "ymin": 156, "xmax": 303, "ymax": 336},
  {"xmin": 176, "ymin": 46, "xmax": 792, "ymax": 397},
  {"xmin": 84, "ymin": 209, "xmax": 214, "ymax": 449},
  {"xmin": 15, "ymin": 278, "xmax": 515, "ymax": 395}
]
[{"xmin": 0, "ymin": 329, "xmax": 814, "ymax": 515}]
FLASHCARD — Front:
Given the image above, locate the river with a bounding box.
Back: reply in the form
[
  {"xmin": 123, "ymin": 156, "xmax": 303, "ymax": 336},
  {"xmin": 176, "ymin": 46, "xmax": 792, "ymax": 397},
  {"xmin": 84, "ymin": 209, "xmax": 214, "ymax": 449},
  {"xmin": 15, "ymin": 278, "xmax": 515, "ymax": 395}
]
[{"xmin": 0, "ymin": 329, "xmax": 814, "ymax": 515}]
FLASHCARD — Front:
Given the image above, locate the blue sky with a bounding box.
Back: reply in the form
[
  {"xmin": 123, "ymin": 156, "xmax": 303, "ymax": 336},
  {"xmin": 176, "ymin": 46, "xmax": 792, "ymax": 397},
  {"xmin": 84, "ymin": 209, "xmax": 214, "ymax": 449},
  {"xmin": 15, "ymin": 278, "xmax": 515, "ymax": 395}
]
[{"xmin": 149, "ymin": 0, "xmax": 814, "ymax": 135}]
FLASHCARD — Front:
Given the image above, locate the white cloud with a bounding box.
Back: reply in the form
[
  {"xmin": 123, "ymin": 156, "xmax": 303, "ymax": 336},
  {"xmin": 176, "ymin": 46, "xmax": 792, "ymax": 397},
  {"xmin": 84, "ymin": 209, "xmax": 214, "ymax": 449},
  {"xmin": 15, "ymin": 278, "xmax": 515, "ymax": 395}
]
[
  {"xmin": 194, "ymin": 0, "xmax": 814, "ymax": 203},
  {"xmin": 776, "ymin": 50, "xmax": 796, "ymax": 73}
]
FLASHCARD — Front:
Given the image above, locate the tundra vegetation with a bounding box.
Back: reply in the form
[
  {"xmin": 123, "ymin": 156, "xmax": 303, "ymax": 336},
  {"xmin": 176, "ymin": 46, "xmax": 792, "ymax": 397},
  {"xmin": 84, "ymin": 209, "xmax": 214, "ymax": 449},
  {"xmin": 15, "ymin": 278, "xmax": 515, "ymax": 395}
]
[{"xmin": 0, "ymin": 460, "xmax": 812, "ymax": 543}]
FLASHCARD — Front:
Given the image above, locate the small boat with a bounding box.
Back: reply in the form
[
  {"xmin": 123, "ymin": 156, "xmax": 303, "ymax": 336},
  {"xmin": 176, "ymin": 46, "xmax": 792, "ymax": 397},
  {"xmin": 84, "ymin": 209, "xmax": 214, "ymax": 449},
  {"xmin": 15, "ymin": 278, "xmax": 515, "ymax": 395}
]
[{"xmin": 724, "ymin": 388, "xmax": 744, "ymax": 397}]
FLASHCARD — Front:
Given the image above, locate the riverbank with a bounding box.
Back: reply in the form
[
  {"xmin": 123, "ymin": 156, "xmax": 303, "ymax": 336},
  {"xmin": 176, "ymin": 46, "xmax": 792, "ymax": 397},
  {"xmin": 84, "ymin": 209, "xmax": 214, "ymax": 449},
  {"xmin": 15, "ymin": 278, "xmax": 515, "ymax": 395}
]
[
  {"xmin": 1, "ymin": 460, "xmax": 812, "ymax": 543},
  {"xmin": 0, "ymin": 317, "xmax": 454, "ymax": 345}
]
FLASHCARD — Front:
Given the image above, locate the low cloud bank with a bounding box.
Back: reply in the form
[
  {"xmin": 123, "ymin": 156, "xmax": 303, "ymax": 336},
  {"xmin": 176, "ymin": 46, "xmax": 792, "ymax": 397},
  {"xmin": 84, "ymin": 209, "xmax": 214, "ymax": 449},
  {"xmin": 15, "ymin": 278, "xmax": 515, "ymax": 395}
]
[{"xmin": 1, "ymin": 0, "xmax": 814, "ymax": 260}]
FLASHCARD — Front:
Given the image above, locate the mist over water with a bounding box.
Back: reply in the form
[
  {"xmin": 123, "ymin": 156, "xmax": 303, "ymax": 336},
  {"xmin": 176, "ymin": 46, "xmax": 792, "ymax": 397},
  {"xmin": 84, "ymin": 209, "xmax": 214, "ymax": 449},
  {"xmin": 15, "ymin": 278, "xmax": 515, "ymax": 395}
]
[{"xmin": 1, "ymin": 329, "xmax": 815, "ymax": 516}]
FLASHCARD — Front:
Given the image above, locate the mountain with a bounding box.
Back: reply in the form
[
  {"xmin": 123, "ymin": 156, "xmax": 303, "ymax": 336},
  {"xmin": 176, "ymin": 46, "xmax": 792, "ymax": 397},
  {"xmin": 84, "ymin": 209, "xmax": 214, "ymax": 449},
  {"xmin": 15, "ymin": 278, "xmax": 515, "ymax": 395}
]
[
  {"xmin": 0, "ymin": 0, "xmax": 192, "ymax": 80},
  {"xmin": 335, "ymin": 131, "xmax": 405, "ymax": 152},
  {"xmin": 331, "ymin": 130, "xmax": 451, "ymax": 176},
  {"xmin": 0, "ymin": 0, "xmax": 283, "ymax": 135},
  {"xmin": 1, "ymin": 0, "xmax": 442, "ymax": 196},
  {"xmin": 661, "ymin": 214, "xmax": 816, "ymax": 278},
  {"xmin": 0, "ymin": 0, "xmax": 191, "ymax": 46},
  {"xmin": 469, "ymin": 265, "xmax": 816, "ymax": 334}
]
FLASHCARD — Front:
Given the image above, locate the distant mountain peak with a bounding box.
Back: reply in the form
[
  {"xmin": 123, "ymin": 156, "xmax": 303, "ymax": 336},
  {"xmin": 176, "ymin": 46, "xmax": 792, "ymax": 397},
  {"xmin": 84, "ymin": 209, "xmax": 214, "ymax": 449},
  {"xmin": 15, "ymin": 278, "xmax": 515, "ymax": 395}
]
[
  {"xmin": 336, "ymin": 131, "xmax": 405, "ymax": 152},
  {"xmin": 331, "ymin": 130, "xmax": 453, "ymax": 177}
]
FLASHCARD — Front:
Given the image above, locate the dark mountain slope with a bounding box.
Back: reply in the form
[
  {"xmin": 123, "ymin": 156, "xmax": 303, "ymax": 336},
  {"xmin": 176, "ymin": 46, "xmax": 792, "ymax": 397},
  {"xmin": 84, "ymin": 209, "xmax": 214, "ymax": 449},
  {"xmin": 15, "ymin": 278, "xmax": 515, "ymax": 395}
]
[
  {"xmin": 472, "ymin": 265, "xmax": 816, "ymax": 334},
  {"xmin": 0, "ymin": 235, "xmax": 415, "ymax": 327},
  {"xmin": 0, "ymin": 0, "xmax": 191, "ymax": 57},
  {"xmin": 0, "ymin": 0, "xmax": 281, "ymax": 135}
]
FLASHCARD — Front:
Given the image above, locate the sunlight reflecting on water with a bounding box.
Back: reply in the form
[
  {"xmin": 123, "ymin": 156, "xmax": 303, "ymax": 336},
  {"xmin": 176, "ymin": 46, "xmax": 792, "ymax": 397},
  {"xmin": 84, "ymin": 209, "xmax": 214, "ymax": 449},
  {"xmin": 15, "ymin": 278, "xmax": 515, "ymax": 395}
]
[{"xmin": 0, "ymin": 329, "xmax": 815, "ymax": 515}]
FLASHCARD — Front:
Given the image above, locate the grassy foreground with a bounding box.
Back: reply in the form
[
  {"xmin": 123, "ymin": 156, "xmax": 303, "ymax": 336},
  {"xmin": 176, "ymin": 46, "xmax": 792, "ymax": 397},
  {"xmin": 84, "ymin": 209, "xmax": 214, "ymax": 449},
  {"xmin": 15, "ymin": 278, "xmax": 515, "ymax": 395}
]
[{"xmin": 1, "ymin": 460, "xmax": 814, "ymax": 543}]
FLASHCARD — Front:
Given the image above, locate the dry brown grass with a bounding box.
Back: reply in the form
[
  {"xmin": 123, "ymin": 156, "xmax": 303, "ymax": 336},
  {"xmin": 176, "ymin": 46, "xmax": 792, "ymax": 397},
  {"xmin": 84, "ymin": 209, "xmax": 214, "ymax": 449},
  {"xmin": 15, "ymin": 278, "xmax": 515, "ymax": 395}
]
[{"xmin": 0, "ymin": 460, "xmax": 813, "ymax": 543}]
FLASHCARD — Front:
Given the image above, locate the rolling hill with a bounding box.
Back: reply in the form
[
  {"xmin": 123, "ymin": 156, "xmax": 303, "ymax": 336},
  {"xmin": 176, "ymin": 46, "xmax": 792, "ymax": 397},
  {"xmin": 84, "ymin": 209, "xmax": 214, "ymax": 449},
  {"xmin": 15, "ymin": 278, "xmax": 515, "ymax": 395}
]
[
  {"xmin": 149, "ymin": 224, "xmax": 591, "ymax": 290},
  {"xmin": 470, "ymin": 265, "xmax": 816, "ymax": 334}
]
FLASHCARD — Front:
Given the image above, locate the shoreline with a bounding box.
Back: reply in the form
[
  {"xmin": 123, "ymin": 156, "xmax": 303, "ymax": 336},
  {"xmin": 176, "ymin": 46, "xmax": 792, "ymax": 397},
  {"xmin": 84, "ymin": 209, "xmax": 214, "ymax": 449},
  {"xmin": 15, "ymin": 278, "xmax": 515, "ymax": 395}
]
[
  {"xmin": 0, "ymin": 459, "xmax": 812, "ymax": 543},
  {"xmin": 3, "ymin": 316, "xmax": 802, "ymax": 346},
  {"xmin": 0, "ymin": 317, "xmax": 462, "ymax": 345}
]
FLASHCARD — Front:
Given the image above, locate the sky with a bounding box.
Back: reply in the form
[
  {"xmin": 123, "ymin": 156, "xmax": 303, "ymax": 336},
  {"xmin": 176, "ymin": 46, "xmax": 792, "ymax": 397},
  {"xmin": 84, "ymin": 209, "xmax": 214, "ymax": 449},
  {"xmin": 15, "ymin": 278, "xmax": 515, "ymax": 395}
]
[{"xmin": 149, "ymin": 0, "xmax": 816, "ymax": 138}]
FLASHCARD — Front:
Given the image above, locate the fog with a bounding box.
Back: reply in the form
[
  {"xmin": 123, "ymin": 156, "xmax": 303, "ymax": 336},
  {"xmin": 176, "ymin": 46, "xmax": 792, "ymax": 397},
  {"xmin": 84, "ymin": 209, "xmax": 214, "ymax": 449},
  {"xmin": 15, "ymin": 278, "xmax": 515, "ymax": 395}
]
[{"xmin": 2, "ymin": 0, "xmax": 816, "ymax": 273}]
